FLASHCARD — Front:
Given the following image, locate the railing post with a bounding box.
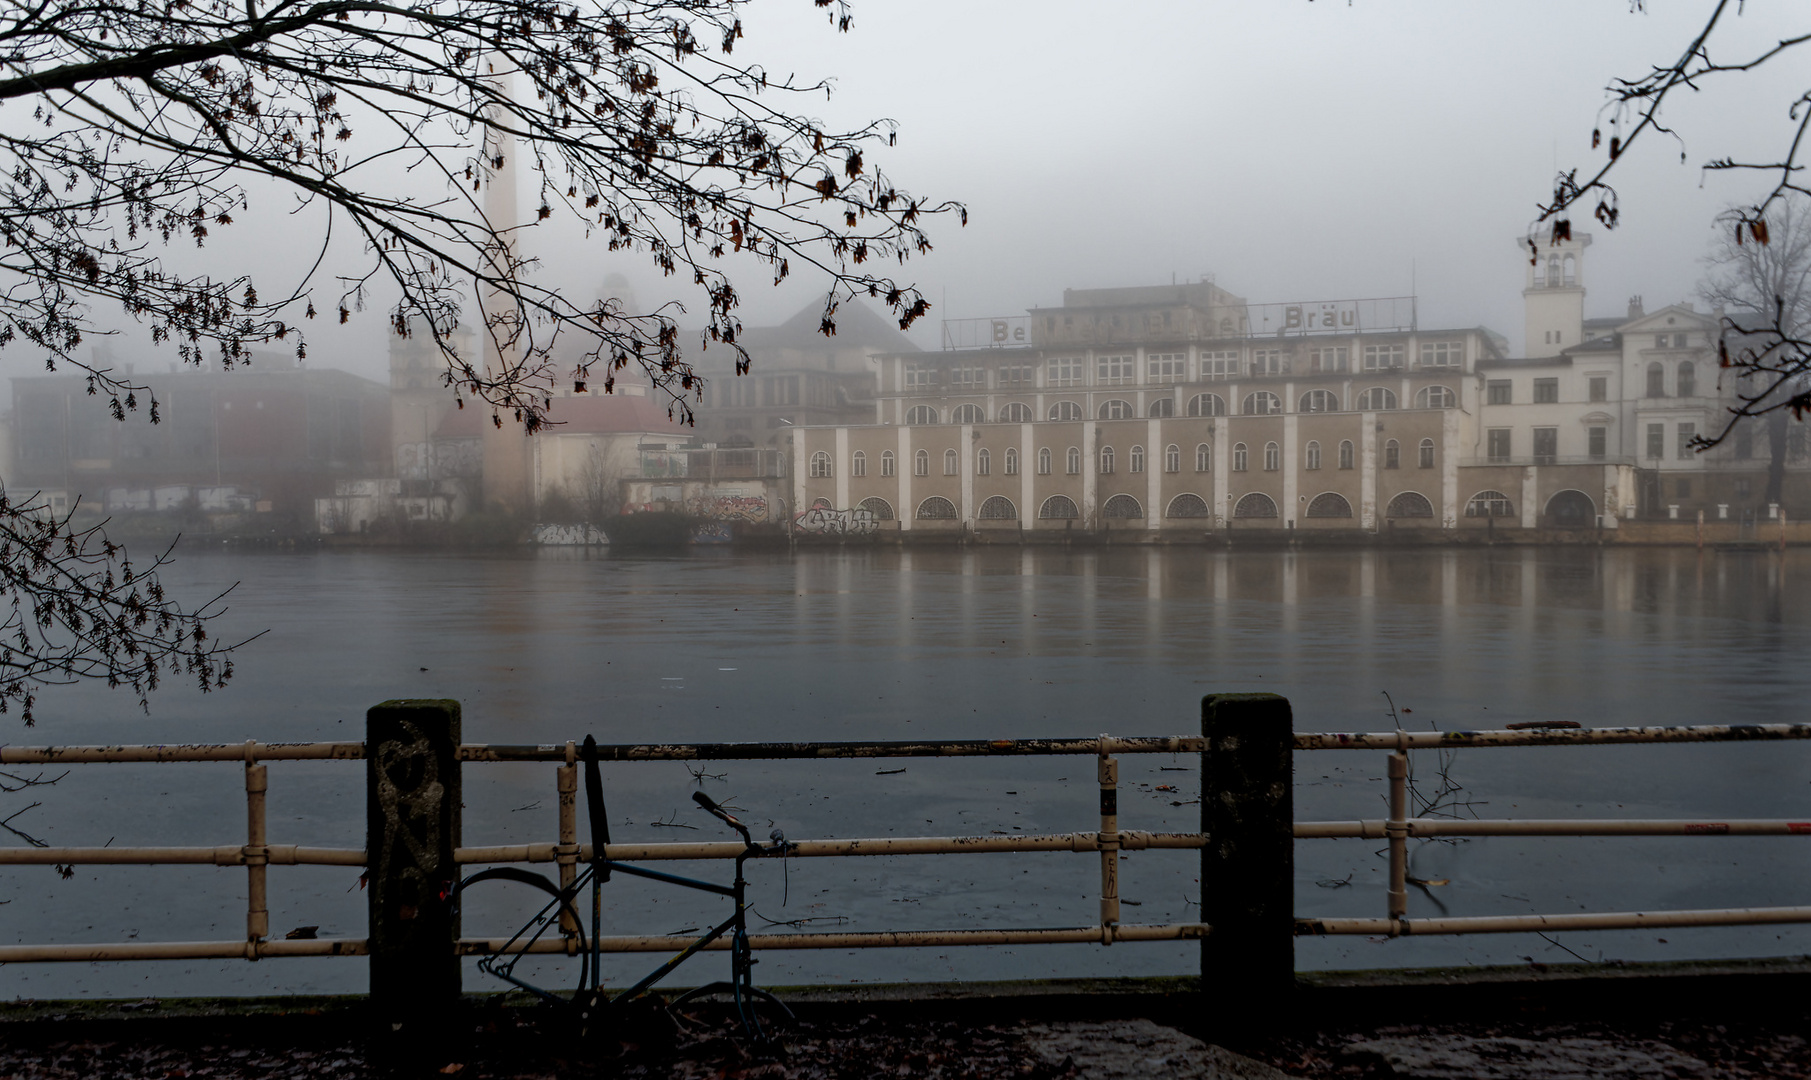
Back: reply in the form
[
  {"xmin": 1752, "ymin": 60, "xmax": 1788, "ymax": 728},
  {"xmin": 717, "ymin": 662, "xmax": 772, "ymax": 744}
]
[
  {"xmin": 1202, "ymin": 693, "xmax": 1294, "ymax": 1030},
  {"xmin": 366, "ymin": 699, "xmax": 462, "ymax": 1063}
]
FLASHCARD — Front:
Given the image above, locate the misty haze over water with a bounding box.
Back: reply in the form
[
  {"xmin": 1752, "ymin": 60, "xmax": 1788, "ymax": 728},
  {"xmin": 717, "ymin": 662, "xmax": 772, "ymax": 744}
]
[{"xmin": 6, "ymin": 546, "xmax": 1809, "ymax": 998}]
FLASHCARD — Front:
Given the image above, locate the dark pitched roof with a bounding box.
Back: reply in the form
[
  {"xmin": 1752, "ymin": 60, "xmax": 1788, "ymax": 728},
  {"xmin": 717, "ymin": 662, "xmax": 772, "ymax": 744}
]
[{"xmin": 738, "ymin": 299, "xmax": 919, "ymax": 354}]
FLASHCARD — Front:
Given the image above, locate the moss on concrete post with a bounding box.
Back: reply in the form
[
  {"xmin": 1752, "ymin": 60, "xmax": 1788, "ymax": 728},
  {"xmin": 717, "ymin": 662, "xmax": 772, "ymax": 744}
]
[
  {"xmin": 1202, "ymin": 693, "xmax": 1294, "ymax": 1027},
  {"xmin": 366, "ymin": 699, "xmax": 461, "ymax": 1059}
]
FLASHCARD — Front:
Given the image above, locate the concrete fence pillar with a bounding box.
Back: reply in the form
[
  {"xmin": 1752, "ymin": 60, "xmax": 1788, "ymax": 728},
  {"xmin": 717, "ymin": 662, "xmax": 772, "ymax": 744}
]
[
  {"xmin": 1201, "ymin": 693, "xmax": 1294, "ymax": 1029},
  {"xmin": 367, "ymin": 699, "xmax": 462, "ymax": 1060}
]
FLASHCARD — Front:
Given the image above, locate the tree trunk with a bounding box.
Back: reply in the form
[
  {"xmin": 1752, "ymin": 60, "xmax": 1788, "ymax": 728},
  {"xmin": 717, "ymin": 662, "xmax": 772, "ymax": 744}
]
[{"xmin": 1766, "ymin": 411, "xmax": 1788, "ymax": 506}]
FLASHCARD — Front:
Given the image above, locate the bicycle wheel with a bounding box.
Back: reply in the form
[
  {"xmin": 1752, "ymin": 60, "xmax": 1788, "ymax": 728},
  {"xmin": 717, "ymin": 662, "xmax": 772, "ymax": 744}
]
[
  {"xmin": 451, "ymin": 866, "xmax": 592, "ymax": 1010},
  {"xmin": 668, "ymin": 982, "xmax": 796, "ymax": 1042}
]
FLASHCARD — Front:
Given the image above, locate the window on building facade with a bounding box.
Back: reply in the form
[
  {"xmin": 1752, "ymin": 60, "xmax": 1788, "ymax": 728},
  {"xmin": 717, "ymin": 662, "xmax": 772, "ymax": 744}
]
[
  {"xmin": 1418, "ymin": 439, "xmax": 1436, "ymax": 469},
  {"xmin": 1647, "ymin": 362, "xmax": 1666, "ymax": 397},
  {"xmin": 1099, "ymin": 445, "xmax": 1116, "ymax": 474},
  {"xmin": 1049, "ymin": 401, "xmax": 1083, "ymax": 421},
  {"xmin": 1149, "ymin": 397, "xmax": 1175, "ymax": 418},
  {"xmin": 1735, "ymin": 424, "xmax": 1754, "ymax": 460},
  {"xmin": 1196, "ymin": 443, "xmax": 1212, "ymax": 472},
  {"xmin": 917, "ymin": 496, "xmax": 957, "ymax": 520},
  {"xmin": 906, "ymin": 405, "xmax": 939, "ymax": 425},
  {"xmin": 1200, "ymin": 351, "xmax": 1239, "ymax": 380},
  {"xmin": 950, "ymin": 366, "xmax": 986, "ymax": 390},
  {"xmin": 1234, "ymin": 493, "xmax": 1278, "ymax": 519},
  {"xmin": 852, "ymin": 451, "xmax": 866, "ymax": 477},
  {"xmin": 1357, "ymin": 387, "xmax": 1397, "ymax": 411},
  {"xmin": 1655, "ymin": 334, "xmax": 1669, "ymax": 350},
  {"xmin": 903, "ymin": 363, "xmax": 934, "ymax": 389},
  {"xmin": 1300, "ymin": 389, "xmax": 1338, "ymax": 413},
  {"xmin": 1097, "ymin": 355, "xmax": 1135, "ymax": 385},
  {"xmin": 1066, "ymin": 447, "xmax": 1081, "ymax": 474},
  {"xmin": 1243, "ymin": 391, "xmax": 1282, "ymax": 415},
  {"xmin": 1384, "ymin": 439, "xmax": 1400, "ymax": 469},
  {"xmin": 943, "ymin": 448, "xmax": 959, "ymax": 475},
  {"xmin": 1466, "ymin": 490, "xmax": 1514, "ymax": 517},
  {"xmin": 952, "ymin": 403, "xmax": 984, "ymax": 424},
  {"xmin": 1486, "ymin": 380, "xmax": 1512, "ymax": 405},
  {"xmin": 1339, "ymin": 440, "xmax": 1355, "ymax": 469},
  {"xmin": 1098, "ymin": 399, "xmax": 1134, "ymax": 419},
  {"xmin": 1419, "ymin": 342, "xmax": 1463, "ymax": 369},
  {"xmin": 978, "ymin": 496, "xmax": 1016, "ymax": 520},
  {"xmin": 810, "ymin": 451, "xmax": 832, "ymax": 478},
  {"xmin": 1677, "ymin": 422, "xmax": 1696, "ymax": 460},
  {"xmin": 914, "ymin": 449, "xmax": 930, "ymax": 476},
  {"xmin": 1647, "ymin": 423, "xmax": 1665, "ymax": 460},
  {"xmin": 1416, "ymin": 386, "xmax": 1457, "ymax": 409},
  {"xmin": 1589, "ymin": 376, "xmax": 1608, "ymax": 402},
  {"xmin": 1129, "ymin": 445, "xmax": 1145, "ymax": 473},
  {"xmin": 1048, "ymin": 356, "xmax": 1085, "ymax": 387},
  {"xmin": 999, "ymin": 402, "xmax": 1033, "ymax": 423},
  {"xmin": 1533, "ymin": 427, "xmax": 1558, "ymax": 464},
  {"xmin": 1306, "ymin": 441, "xmax": 1322, "ymax": 470},
  {"xmin": 1188, "ymin": 393, "xmax": 1227, "ymax": 417},
  {"xmin": 1102, "ymin": 494, "xmax": 1143, "ymax": 519},
  {"xmin": 860, "ymin": 497, "xmax": 894, "ymax": 521},
  {"xmin": 1167, "ymin": 493, "xmax": 1211, "ymax": 518},
  {"xmin": 1261, "ymin": 442, "xmax": 1278, "ymax": 471},
  {"xmin": 976, "ymin": 448, "xmax": 990, "ymax": 476},
  {"xmin": 1387, "ymin": 491, "xmax": 1435, "ymax": 518},
  {"xmin": 1364, "ymin": 344, "xmax": 1405, "ymax": 371},
  {"xmin": 1311, "ymin": 347, "xmax": 1349, "ymax": 373},
  {"xmin": 1233, "ymin": 443, "xmax": 1249, "ymax": 471},
  {"xmin": 998, "ymin": 364, "xmax": 1035, "ymax": 388},
  {"xmin": 1038, "ymin": 447, "xmax": 1051, "ymax": 474},
  {"xmin": 1004, "ymin": 447, "xmax": 1020, "ymax": 475},
  {"xmin": 1040, "ymin": 495, "xmax": 1079, "ymax": 520},
  {"xmin": 1677, "ymin": 361, "xmax": 1696, "ymax": 398},
  {"xmin": 1148, "ymin": 353, "xmax": 1186, "ymax": 380},
  {"xmin": 1588, "ymin": 427, "xmax": 1606, "ymax": 460},
  {"xmin": 1533, "ymin": 378, "xmax": 1559, "ymax": 404},
  {"xmin": 881, "ymin": 450, "xmax": 896, "ymax": 477},
  {"xmin": 1165, "ymin": 444, "xmax": 1181, "ymax": 472},
  {"xmin": 1252, "ymin": 349, "xmax": 1286, "ymax": 376},
  {"xmin": 1306, "ymin": 492, "xmax": 1353, "ymax": 518},
  {"xmin": 1488, "ymin": 429, "xmax": 1511, "ymax": 462},
  {"xmin": 1736, "ymin": 478, "xmax": 1752, "ymax": 498}
]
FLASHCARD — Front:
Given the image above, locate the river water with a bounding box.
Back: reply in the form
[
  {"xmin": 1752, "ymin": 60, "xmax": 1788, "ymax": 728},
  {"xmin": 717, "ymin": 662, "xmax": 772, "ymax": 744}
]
[{"xmin": 4, "ymin": 545, "xmax": 1809, "ymax": 999}]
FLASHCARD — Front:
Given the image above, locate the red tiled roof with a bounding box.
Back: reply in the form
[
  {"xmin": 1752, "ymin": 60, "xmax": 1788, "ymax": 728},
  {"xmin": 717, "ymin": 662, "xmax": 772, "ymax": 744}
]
[{"xmin": 435, "ymin": 392, "xmax": 693, "ymax": 438}]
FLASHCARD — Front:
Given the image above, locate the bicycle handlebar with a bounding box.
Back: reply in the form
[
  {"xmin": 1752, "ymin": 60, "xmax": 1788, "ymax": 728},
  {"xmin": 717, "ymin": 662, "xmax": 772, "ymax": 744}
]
[{"xmin": 691, "ymin": 790, "xmax": 754, "ymax": 844}]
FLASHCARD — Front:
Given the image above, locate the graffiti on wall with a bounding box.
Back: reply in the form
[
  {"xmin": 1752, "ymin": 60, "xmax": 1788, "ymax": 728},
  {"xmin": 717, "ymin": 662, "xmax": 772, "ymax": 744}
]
[
  {"xmin": 690, "ymin": 522, "xmax": 734, "ymax": 544},
  {"xmin": 687, "ymin": 492, "xmax": 769, "ymax": 522},
  {"xmin": 532, "ymin": 523, "xmax": 609, "ymax": 546},
  {"xmin": 793, "ymin": 505, "xmax": 879, "ymax": 535}
]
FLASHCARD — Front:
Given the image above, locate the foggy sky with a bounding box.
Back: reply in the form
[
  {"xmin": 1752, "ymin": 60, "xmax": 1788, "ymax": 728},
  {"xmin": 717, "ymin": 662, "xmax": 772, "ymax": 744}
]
[{"xmin": 14, "ymin": 1, "xmax": 1807, "ymax": 394}]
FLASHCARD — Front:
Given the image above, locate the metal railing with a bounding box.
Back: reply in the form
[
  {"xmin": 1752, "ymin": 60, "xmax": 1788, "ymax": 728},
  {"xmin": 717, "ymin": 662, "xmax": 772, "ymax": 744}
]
[{"xmin": 3, "ymin": 718, "xmax": 1809, "ymax": 968}]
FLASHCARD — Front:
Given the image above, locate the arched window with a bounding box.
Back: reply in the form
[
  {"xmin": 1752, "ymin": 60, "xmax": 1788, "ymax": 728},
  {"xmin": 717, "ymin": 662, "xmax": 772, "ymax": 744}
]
[
  {"xmin": 1149, "ymin": 397, "xmax": 1175, "ymax": 418},
  {"xmin": 1004, "ymin": 447, "xmax": 1020, "ymax": 475},
  {"xmin": 1066, "ymin": 447, "xmax": 1081, "ymax": 474},
  {"xmin": 1534, "ymin": 258, "xmax": 1547, "ymax": 287},
  {"xmin": 1234, "ymin": 492, "xmax": 1278, "ymax": 518},
  {"xmin": 1129, "ymin": 445, "xmax": 1145, "ymax": 473},
  {"xmin": 1165, "ymin": 444, "xmax": 1181, "ymax": 473},
  {"xmin": 1299, "ymin": 389, "xmax": 1338, "ymax": 413},
  {"xmin": 952, "ymin": 403, "xmax": 984, "ymax": 424},
  {"xmin": 1306, "ymin": 492, "xmax": 1353, "ymax": 518},
  {"xmin": 1232, "ymin": 442, "xmax": 1249, "ymax": 471},
  {"xmin": 1545, "ymin": 489, "xmax": 1595, "ymax": 527},
  {"xmin": 1547, "ymin": 255, "xmax": 1560, "ymax": 286},
  {"xmin": 1562, "ymin": 253, "xmax": 1576, "ymax": 285},
  {"xmin": 1677, "ymin": 361, "xmax": 1696, "ymax": 397},
  {"xmin": 1187, "ymin": 393, "xmax": 1227, "ymax": 417},
  {"xmin": 1102, "ymin": 494, "xmax": 1143, "ymax": 519},
  {"xmin": 1098, "ymin": 399, "xmax": 1134, "ymax": 419},
  {"xmin": 1263, "ymin": 442, "xmax": 1280, "ymax": 470},
  {"xmin": 1338, "ymin": 440, "xmax": 1354, "ymax": 469},
  {"xmin": 1305, "ymin": 441, "xmax": 1322, "ymax": 470},
  {"xmin": 1049, "ymin": 401, "xmax": 1083, "ymax": 421},
  {"xmin": 1357, "ymin": 387, "xmax": 1397, "ymax": 411},
  {"xmin": 913, "ymin": 449, "xmax": 929, "ymax": 477},
  {"xmin": 916, "ymin": 496, "xmax": 957, "ymax": 520},
  {"xmin": 1242, "ymin": 391, "xmax": 1282, "ymax": 415},
  {"xmin": 1418, "ymin": 438, "xmax": 1436, "ymax": 469},
  {"xmin": 881, "ymin": 450, "xmax": 896, "ymax": 477},
  {"xmin": 1166, "ymin": 493, "xmax": 1211, "ymax": 519},
  {"xmin": 851, "ymin": 451, "xmax": 866, "ymax": 477},
  {"xmin": 1039, "ymin": 494, "xmax": 1079, "ymax": 520},
  {"xmin": 976, "ymin": 448, "xmax": 991, "ymax": 476},
  {"xmin": 1466, "ymin": 490, "xmax": 1514, "ymax": 518},
  {"xmin": 1416, "ymin": 385, "xmax": 1456, "ymax": 409},
  {"xmin": 1647, "ymin": 362, "xmax": 1666, "ymax": 397},
  {"xmin": 810, "ymin": 451, "xmax": 832, "ymax": 478},
  {"xmin": 1038, "ymin": 447, "xmax": 1052, "ymax": 475},
  {"xmin": 859, "ymin": 496, "xmax": 894, "ymax": 521},
  {"xmin": 1196, "ymin": 443, "xmax": 1212, "ymax": 472},
  {"xmin": 1386, "ymin": 492, "xmax": 1435, "ymax": 518},
  {"xmin": 811, "ymin": 497, "xmax": 833, "ymax": 510},
  {"xmin": 906, "ymin": 405, "xmax": 939, "ymax": 425},
  {"xmin": 942, "ymin": 448, "xmax": 959, "ymax": 475},
  {"xmin": 999, "ymin": 402, "xmax": 1033, "ymax": 423},
  {"xmin": 978, "ymin": 495, "xmax": 1017, "ymax": 520},
  {"xmin": 1384, "ymin": 439, "xmax": 1401, "ymax": 469},
  {"xmin": 1099, "ymin": 445, "xmax": 1116, "ymax": 474}
]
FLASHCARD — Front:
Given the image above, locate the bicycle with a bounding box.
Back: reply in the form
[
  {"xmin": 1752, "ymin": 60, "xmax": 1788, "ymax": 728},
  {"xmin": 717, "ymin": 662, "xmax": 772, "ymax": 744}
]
[{"xmin": 451, "ymin": 735, "xmax": 796, "ymax": 1041}]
